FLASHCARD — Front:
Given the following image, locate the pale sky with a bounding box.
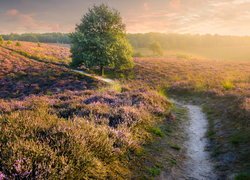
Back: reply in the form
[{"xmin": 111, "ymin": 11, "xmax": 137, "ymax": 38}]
[{"xmin": 0, "ymin": 0, "xmax": 250, "ymax": 35}]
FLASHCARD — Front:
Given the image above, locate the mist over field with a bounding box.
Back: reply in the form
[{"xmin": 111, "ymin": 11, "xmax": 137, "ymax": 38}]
[{"xmin": 0, "ymin": 0, "xmax": 249, "ymax": 179}]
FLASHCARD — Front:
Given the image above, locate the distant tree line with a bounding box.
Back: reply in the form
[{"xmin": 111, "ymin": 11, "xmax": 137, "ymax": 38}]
[
  {"xmin": 1, "ymin": 33, "xmax": 71, "ymax": 44},
  {"xmin": 2, "ymin": 32, "xmax": 250, "ymax": 49},
  {"xmin": 127, "ymin": 33, "xmax": 250, "ymax": 49}
]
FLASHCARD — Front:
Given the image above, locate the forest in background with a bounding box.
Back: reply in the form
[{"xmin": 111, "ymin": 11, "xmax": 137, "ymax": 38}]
[{"xmin": 2, "ymin": 32, "xmax": 250, "ymax": 60}]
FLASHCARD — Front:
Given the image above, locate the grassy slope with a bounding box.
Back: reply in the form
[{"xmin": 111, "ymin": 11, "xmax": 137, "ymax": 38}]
[
  {"xmin": 126, "ymin": 57, "xmax": 250, "ymax": 178},
  {"xmin": 0, "ymin": 45, "xmax": 174, "ymax": 179}
]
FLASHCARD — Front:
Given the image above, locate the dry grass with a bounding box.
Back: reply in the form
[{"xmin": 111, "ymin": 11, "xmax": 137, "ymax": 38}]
[{"xmin": 125, "ymin": 57, "xmax": 250, "ymax": 176}]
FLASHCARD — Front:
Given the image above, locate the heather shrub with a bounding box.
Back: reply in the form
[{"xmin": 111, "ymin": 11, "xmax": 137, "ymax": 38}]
[
  {"xmin": 0, "ymin": 103, "xmax": 130, "ymax": 179},
  {"xmin": 6, "ymin": 40, "xmax": 12, "ymax": 45},
  {"xmin": 0, "ymin": 79, "xmax": 170, "ymax": 179},
  {"xmin": 16, "ymin": 42, "xmax": 21, "ymax": 46}
]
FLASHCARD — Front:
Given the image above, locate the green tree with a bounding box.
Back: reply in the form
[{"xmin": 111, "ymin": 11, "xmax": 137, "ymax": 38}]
[
  {"xmin": 149, "ymin": 42, "xmax": 163, "ymax": 56},
  {"xmin": 70, "ymin": 4, "xmax": 134, "ymax": 76},
  {"xmin": 0, "ymin": 36, "xmax": 3, "ymax": 45}
]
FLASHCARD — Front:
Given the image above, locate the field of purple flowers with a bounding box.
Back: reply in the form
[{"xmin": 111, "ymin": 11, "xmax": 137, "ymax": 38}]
[{"xmin": 0, "ymin": 46, "xmax": 172, "ymax": 179}]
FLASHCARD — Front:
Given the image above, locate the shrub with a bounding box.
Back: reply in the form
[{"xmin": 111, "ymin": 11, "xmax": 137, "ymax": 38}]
[
  {"xmin": 133, "ymin": 52, "xmax": 143, "ymax": 57},
  {"xmin": 150, "ymin": 127, "xmax": 164, "ymax": 137},
  {"xmin": 0, "ymin": 36, "xmax": 3, "ymax": 45},
  {"xmin": 0, "ymin": 104, "xmax": 129, "ymax": 179},
  {"xmin": 6, "ymin": 40, "xmax": 12, "ymax": 45},
  {"xmin": 222, "ymin": 80, "xmax": 235, "ymax": 90},
  {"xmin": 16, "ymin": 42, "xmax": 21, "ymax": 46}
]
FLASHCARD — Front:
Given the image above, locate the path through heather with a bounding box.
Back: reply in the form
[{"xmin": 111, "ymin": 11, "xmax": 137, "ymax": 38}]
[{"xmin": 161, "ymin": 101, "xmax": 217, "ymax": 180}]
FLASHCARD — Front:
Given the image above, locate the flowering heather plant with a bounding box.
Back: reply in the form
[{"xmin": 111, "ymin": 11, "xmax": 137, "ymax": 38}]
[
  {"xmin": 0, "ymin": 47, "xmax": 103, "ymax": 99},
  {"xmin": 0, "ymin": 78, "xmax": 170, "ymax": 179}
]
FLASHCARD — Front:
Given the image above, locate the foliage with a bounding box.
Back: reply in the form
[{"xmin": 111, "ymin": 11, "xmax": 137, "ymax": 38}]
[
  {"xmin": 222, "ymin": 80, "xmax": 235, "ymax": 90},
  {"xmin": 148, "ymin": 167, "xmax": 161, "ymax": 177},
  {"xmin": 1, "ymin": 33, "xmax": 70, "ymax": 44},
  {"xmin": 149, "ymin": 42, "xmax": 163, "ymax": 56},
  {"xmin": 0, "ymin": 36, "xmax": 3, "ymax": 45},
  {"xmin": 6, "ymin": 40, "xmax": 12, "ymax": 45},
  {"xmin": 150, "ymin": 127, "xmax": 164, "ymax": 137},
  {"xmin": 16, "ymin": 42, "xmax": 21, "ymax": 46},
  {"xmin": 70, "ymin": 4, "xmax": 134, "ymax": 75}
]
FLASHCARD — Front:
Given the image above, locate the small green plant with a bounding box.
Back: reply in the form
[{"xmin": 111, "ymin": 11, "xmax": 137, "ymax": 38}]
[
  {"xmin": 150, "ymin": 127, "xmax": 164, "ymax": 137},
  {"xmin": 222, "ymin": 80, "xmax": 234, "ymax": 90},
  {"xmin": 168, "ymin": 158, "xmax": 177, "ymax": 166},
  {"xmin": 230, "ymin": 131, "xmax": 250, "ymax": 146},
  {"xmin": 16, "ymin": 42, "xmax": 21, "ymax": 47},
  {"xmin": 133, "ymin": 52, "xmax": 143, "ymax": 57},
  {"xmin": 6, "ymin": 40, "xmax": 12, "ymax": 45},
  {"xmin": 235, "ymin": 172, "xmax": 250, "ymax": 180},
  {"xmin": 148, "ymin": 166, "xmax": 161, "ymax": 177},
  {"xmin": 168, "ymin": 143, "xmax": 181, "ymax": 151}
]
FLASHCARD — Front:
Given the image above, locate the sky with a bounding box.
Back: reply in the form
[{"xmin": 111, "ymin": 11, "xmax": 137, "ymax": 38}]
[{"xmin": 0, "ymin": 0, "xmax": 250, "ymax": 36}]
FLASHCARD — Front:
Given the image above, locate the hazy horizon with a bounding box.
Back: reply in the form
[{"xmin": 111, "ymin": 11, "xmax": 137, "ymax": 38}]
[{"xmin": 0, "ymin": 0, "xmax": 250, "ymax": 36}]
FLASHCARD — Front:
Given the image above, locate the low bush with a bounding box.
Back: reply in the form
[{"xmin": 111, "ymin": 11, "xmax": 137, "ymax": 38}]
[
  {"xmin": 0, "ymin": 36, "xmax": 3, "ymax": 45},
  {"xmin": 0, "ymin": 87, "xmax": 171, "ymax": 179},
  {"xmin": 16, "ymin": 42, "xmax": 21, "ymax": 46},
  {"xmin": 222, "ymin": 80, "xmax": 235, "ymax": 90}
]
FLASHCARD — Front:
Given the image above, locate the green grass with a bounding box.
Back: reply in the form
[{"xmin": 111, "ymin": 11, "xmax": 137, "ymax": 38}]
[
  {"xmin": 230, "ymin": 131, "xmax": 250, "ymax": 146},
  {"xmin": 235, "ymin": 172, "xmax": 250, "ymax": 180},
  {"xmin": 168, "ymin": 142, "xmax": 181, "ymax": 151},
  {"xmin": 150, "ymin": 127, "xmax": 164, "ymax": 137},
  {"xmin": 147, "ymin": 167, "xmax": 161, "ymax": 177}
]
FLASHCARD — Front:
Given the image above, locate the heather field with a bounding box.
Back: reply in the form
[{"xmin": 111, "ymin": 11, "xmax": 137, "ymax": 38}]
[
  {"xmin": 1, "ymin": 0, "xmax": 250, "ymax": 179},
  {"xmin": 0, "ymin": 41, "xmax": 249, "ymax": 178},
  {"xmin": 0, "ymin": 43, "xmax": 173, "ymax": 179},
  {"xmin": 3, "ymin": 41, "xmax": 71, "ymax": 66},
  {"xmin": 128, "ymin": 57, "xmax": 250, "ymax": 177}
]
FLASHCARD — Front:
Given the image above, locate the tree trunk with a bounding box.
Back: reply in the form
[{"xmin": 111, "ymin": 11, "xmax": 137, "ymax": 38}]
[{"xmin": 100, "ymin": 66, "xmax": 104, "ymax": 76}]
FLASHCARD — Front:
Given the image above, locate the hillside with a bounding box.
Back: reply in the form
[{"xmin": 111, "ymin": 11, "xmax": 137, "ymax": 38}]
[
  {"xmin": 0, "ymin": 44, "xmax": 174, "ymax": 179},
  {"xmin": 0, "ymin": 41, "xmax": 249, "ymax": 179}
]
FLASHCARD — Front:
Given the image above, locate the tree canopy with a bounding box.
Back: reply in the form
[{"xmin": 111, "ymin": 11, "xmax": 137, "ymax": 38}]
[
  {"xmin": 149, "ymin": 42, "xmax": 163, "ymax": 56},
  {"xmin": 70, "ymin": 4, "xmax": 134, "ymax": 75}
]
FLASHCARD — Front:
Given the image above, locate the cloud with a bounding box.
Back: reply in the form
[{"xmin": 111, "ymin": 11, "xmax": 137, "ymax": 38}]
[
  {"xmin": 143, "ymin": 2, "xmax": 149, "ymax": 11},
  {"xmin": 6, "ymin": 9, "xmax": 19, "ymax": 16},
  {"xmin": 3, "ymin": 8, "xmax": 63, "ymax": 33},
  {"xmin": 169, "ymin": 0, "xmax": 181, "ymax": 11},
  {"xmin": 1, "ymin": 0, "xmax": 250, "ymax": 35}
]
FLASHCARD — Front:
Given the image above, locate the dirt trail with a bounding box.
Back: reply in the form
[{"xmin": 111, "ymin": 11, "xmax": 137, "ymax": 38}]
[
  {"xmin": 72, "ymin": 70, "xmax": 114, "ymax": 84},
  {"xmin": 161, "ymin": 100, "xmax": 217, "ymax": 180},
  {"xmin": 1, "ymin": 46, "xmax": 115, "ymax": 85},
  {"xmin": 183, "ymin": 104, "xmax": 216, "ymax": 179}
]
